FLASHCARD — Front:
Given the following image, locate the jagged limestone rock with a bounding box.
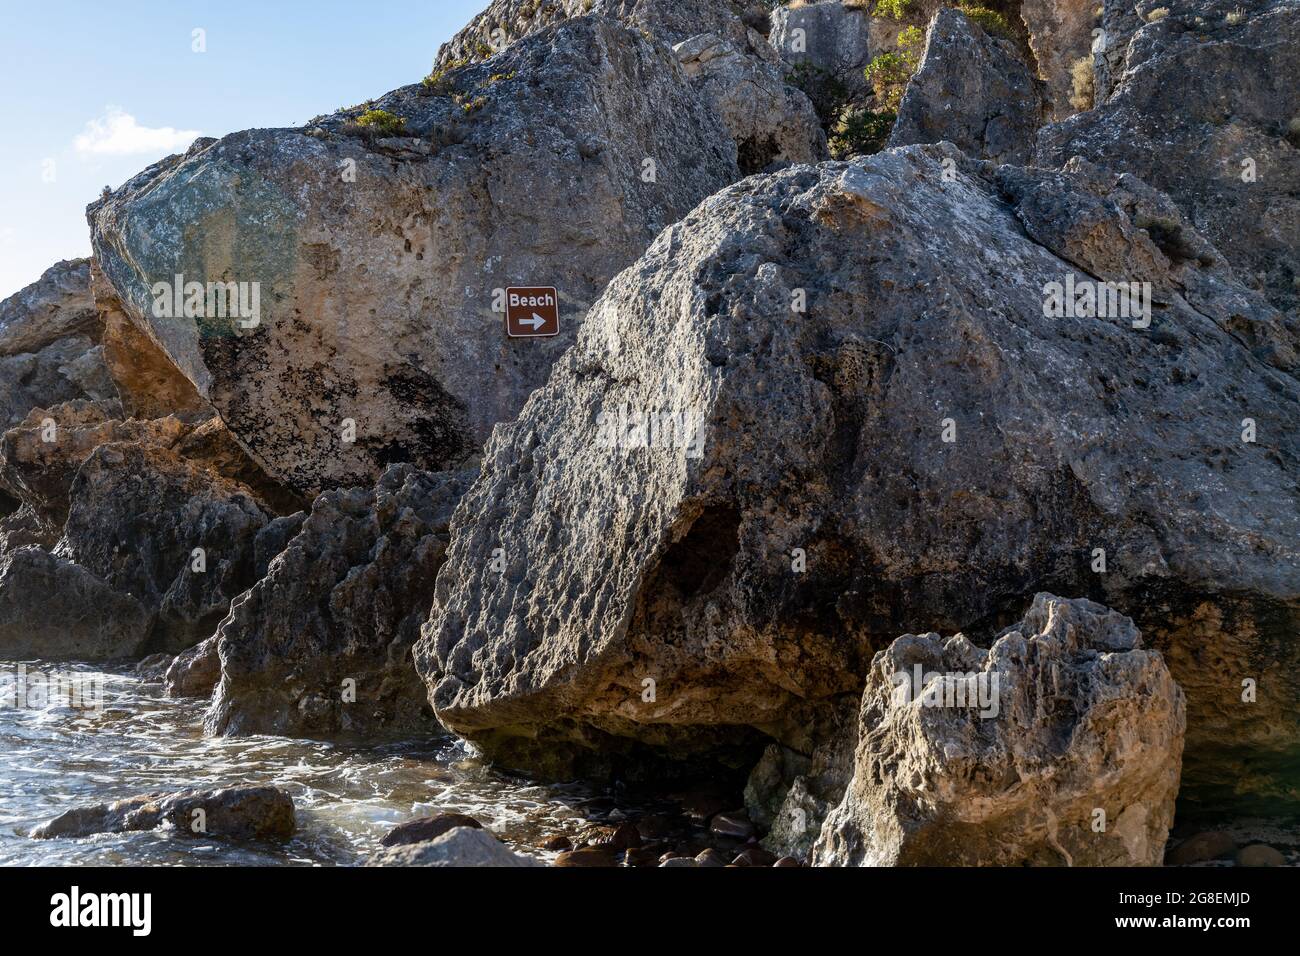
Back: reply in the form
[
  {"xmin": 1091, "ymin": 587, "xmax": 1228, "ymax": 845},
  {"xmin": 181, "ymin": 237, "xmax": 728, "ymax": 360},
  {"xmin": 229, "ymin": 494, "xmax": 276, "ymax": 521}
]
[
  {"xmin": 674, "ymin": 32, "xmax": 828, "ymax": 173},
  {"xmin": 0, "ymin": 545, "xmax": 151, "ymax": 661},
  {"xmin": 1037, "ymin": 0, "xmax": 1300, "ymax": 315},
  {"xmin": 205, "ymin": 465, "xmax": 470, "ymax": 738},
  {"xmin": 812, "ymin": 595, "xmax": 1185, "ymax": 866},
  {"xmin": 889, "ymin": 8, "xmax": 1044, "ymax": 164},
  {"xmin": 57, "ymin": 442, "xmax": 271, "ymax": 652}
]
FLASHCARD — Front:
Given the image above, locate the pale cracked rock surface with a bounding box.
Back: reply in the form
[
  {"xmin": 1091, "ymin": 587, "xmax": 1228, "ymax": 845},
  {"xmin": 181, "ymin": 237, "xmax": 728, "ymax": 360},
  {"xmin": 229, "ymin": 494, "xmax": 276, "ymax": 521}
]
[
  {"xmin": 1037, "ymin": 0, "xmax": 1300, "ymax": 315},
  {"xmin": 435, "ymin": 0, "xmax": 769, "ymax": 68},
  {"xmin": 56, "ymin": 442, "xmax": 272, "ymax": 652},
  {"xmin": 90, "ymin": 18, "xmax": 738, "ymax": 496},
  {"xmin": 768, "ymin": 1, "xmax": 875, "ymax": 95},
  {"xmin": 205, "ymin": 465, "xmax": 470, "ymax": 739},
  {"xmin": 811, "ymin": 595, "xmax": 1186, "ymax": 867},
  {"xmin": 889, "ymin": 9, "xmax": 1044, "ymax": 165},
  {"xmin": 0, "ymin": 260, "xmax": 118, "ymax": 430},
  {"xmin": 416, "ymin": 145, "xmax": 1299, "ymax": 814},
  {"xmin": 674, "ymin": 32, "xmax": 829, "ymax": 173},
  {"xmin": 0, "ymin": 259, "xmax": 99, "ymax": 357}
]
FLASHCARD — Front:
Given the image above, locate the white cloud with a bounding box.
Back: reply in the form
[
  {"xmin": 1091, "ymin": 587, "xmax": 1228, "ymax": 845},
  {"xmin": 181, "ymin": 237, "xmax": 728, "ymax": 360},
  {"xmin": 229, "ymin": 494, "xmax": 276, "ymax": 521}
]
[{"xmin": 74, "ymin": 107, "xmax": 201, "ymax": 157}]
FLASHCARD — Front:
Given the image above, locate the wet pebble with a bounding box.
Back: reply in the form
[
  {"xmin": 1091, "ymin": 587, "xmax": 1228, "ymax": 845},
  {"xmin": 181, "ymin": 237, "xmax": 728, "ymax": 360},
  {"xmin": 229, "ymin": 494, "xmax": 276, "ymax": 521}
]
[
  {"xmin": 380, "ymin": 812, "xmax": 482, "ymax": 847},
  {"xmin": 539, "ymin": 834, "xmax": 572, "ymax": 852},
  {"xmin": 709, "ymin": 811, "xmax": 754, "ymax": 839},
  {"xmin": 1235, "ymin": 844, "xmax": 1285, "ymax": 867},
  {"xmin": 1165, "ymin": 830, "xmax": 1236, "ymax": 865},
  {"xmin": 554, "ymin": 846, "xmax": 620, "ymax": 867},
  {"xmin": 695, "ymin": 848, "xmax": 729, "ymax": 867}
]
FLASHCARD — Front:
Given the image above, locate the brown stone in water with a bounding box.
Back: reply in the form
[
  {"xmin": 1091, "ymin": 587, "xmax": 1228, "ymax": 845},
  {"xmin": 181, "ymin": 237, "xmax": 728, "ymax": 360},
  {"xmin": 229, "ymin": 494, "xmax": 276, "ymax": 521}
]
[{"xmin": 381, "ymin": 813, "xmax": 482, "ymax": 847}]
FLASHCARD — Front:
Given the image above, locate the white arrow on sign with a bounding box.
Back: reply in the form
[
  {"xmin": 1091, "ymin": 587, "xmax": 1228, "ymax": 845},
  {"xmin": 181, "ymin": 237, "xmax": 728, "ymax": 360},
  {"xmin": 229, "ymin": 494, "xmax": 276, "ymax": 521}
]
[{"xmin": 521, "ymin": 313, "xmax": 547, "ymax": 330}]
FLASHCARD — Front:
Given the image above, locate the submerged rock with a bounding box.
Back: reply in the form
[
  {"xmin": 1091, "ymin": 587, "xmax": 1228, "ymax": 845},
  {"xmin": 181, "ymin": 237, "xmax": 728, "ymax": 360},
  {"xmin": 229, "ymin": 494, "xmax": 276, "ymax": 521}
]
[
  {"xmin": 0, "ymin": 546, "xmax": 150, "ymax": 661},
  {"xmin": 31, "ymin": 785, "xmax": 295, "ymax": 841},
  {"xmin": 163, "ymin": 637, "xmax": 221, "ymax": 699},
  {"xmin": 90, "ymin": 18, "xmax": 738, "ymax": 497},
  {"xmin": 363, "ymin": 827, "xmax": 539, "ymax": 867},
  {"xmin": 416, "ymin": 145, "xmax": 1299, "ymax": 816},
  {"xmin": 889, "ymin": 8, "xmax": 1043, "ymax": 164},
  {"xmin": 380, "ymin": 813, "xmax": 483, "ymax": 847},
  {"xmin": 205, "ymin": 465, "xmax": 470, "ymax": 738},
  {"xmin": 811, "ymin": 595, "xmax": 1185, "ymax": 866}
]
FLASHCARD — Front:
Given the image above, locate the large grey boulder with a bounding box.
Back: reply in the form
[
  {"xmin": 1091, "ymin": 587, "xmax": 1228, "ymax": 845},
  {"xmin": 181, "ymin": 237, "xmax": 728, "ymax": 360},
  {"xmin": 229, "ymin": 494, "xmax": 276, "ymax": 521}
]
[
  {"xmin": 768, "ymin": 1, "xmax": 875, "ymax": 95},
  {"xmin": 363, "ymin": 826, "xmax": 539, "ymax": 867},
  {"xmin": 811, "ymin": 594, "xmax": 1186, "ymax": 866},
  {"xmin": 205, "ymin": 465, "xmax": 470, "ymax": 738},
  {"xmin": 56, "ymin": 442, "xmax": 272, "ymax": 651},
  {"xmin": 889, "ymin": 9, "xmax": 1043, "ymax": 164},
  {"xmin": 416, "ymin": 144, "xmax": 1299, "ymax": 816},
  {"xmin": 90, "ymin": 18, "xmax": 739, "ymax": 497},
  {"xmin": 0, "ymin": 546, "xmax": 150, "ymax": 661},
  {"xmin": 31, "ymin": 785, "xmax": 295, "ymax": 841},
  {"xmin": 1037, "ymin": 0, "xmax": 1300, "ymax": 315},
  {"xmin": 0, "ymin": 260, "xmax": 117, "ymax": 430},
  {"xmin": 0, "ymin": 259, "xmax": 99, "ymax": 356},
  {"xmin": 674, "ymin": 32, "xmax": 829, "ymax": 173}
]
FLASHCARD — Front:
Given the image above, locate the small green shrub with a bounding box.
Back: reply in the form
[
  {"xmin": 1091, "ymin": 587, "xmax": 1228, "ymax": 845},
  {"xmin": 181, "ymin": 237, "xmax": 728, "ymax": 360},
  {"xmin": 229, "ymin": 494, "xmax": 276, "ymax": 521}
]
[
  {"xmin": 865, "ymin": 48, "xmax": 918, "ymax": 112},
  {"xmin": 786, "ymin": 61, "xmax": 852, "ymax": 128},
  {"xmin": 958, "ymin": 4, "xmax": 1014, "ymax": 39},
  {"xmin": 1286, "ymin": 115, "xmax": 1300, "ymax": 148},
  {"xmin": 423, "ymin": 58, "xmax": 468, "ymax": 94},
  {"xmin": 830, "ymin": 107, "xmax": 897, "ymax": 157},
  {"xmin": 874, "ymin": 0, "xmax": 913, "ymax": 19},
  {"xmin": 354, "ymin": 109, "xmax": 406, "ymax": 136}
]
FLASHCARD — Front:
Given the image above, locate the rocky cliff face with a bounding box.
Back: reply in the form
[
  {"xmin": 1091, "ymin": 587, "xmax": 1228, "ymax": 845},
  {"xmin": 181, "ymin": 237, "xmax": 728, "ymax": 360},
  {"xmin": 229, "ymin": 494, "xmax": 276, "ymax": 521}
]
[
  {"xmin": 0, "ymin": 260, "xmax": 117, "ymax": 430},
  {"xmin": 4, "ymin": 0, "xmax": 1296, "ymax": 865},
  {"xmin": 1038, "ymin": 0, "xmax": 1300, "ymax": 316},
  {"xmin": 416, "ymin": 144, "xmax": 1297, "ymax": 810},
  {"xmin": 434, "ymin": 0, "xmax": 769, "ymax": 68}
]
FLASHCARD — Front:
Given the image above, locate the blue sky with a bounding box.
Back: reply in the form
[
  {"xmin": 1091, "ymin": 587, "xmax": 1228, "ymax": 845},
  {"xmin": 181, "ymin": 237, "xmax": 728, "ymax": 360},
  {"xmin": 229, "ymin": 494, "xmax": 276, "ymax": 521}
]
[{"xmin": 0, "ymin": 0, "xmax": 484, "ymax": 299}]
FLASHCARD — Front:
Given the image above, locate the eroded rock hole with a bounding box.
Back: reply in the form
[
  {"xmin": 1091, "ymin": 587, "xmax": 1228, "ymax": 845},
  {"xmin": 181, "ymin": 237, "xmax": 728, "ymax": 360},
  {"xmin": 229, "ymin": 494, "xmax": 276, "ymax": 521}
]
[{"xmin": 660, "ymin": 506, "xmax": 742, "ymax": 599}]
